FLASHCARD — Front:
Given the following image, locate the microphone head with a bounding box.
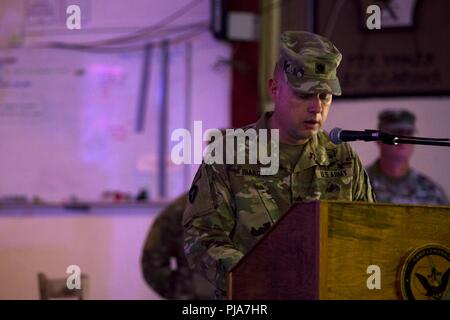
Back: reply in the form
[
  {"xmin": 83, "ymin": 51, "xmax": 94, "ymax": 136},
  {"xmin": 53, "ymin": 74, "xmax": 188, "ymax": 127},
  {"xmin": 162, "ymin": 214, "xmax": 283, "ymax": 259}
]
[{"xmin": 329, "ymin": 127, "xmax": 343, "ymax": 144}]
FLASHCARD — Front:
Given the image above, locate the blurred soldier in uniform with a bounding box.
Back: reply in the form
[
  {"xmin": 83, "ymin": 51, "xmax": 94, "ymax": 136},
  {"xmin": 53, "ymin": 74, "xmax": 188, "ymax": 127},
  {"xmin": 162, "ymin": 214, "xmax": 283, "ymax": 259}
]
[
  {"xmin": 141, "ymin": 193, "xmax": 215, "ymax": 299},
  {"xmin": 367, "ymin": 109, "xmax": 448, "ymax": 205},
  {"xmin": 183, "ymin": 31, "xmax": 375, "ymax": 299}
]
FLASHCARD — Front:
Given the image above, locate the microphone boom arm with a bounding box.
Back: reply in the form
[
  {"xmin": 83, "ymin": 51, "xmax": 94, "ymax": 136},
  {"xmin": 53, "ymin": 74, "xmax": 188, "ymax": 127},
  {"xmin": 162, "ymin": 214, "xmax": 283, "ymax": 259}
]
[
  {"xmin": 366, "ymin": 130, "xmax": 450, "ymax": 147},
  {"xmin": 330, "ymin": 128, "xmax": 450, "ymax": 147},
  {"xmin": 393, "ymin": 137, "xmax": 450, "ymax": 147}
]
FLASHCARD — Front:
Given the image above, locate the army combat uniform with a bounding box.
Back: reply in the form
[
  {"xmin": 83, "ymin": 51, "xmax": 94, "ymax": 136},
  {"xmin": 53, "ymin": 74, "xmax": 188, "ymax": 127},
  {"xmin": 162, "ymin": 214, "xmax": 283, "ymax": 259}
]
[
  {"xmin": 183, "ymin": 112, "xmax": 375, "ymax": 299},
  {"xmin": 141, "ymin": 193, "xmax": 215, "ymax": 299},
  {"xmin": 367, "ymin": 160, "xmax": 448, "ymax": 205},
  {"xmin": 366, "ymin": 109, "xmax": 449, "ymax": 205}
]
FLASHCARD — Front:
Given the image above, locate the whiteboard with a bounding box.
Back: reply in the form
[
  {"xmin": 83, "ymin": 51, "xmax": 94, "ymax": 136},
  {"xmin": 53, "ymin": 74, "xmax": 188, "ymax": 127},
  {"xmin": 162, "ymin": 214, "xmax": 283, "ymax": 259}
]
[{"xmin": 0, "ymin": 46, "xmax": 189, "ymax": 202}]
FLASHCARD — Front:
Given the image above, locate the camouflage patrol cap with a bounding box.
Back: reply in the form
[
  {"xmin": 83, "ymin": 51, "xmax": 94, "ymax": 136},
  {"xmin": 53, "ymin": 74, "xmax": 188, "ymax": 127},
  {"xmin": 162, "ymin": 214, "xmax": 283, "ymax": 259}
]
[
  {"xmin": 278, "ymin": 31, "xmax": 342, "ymax": 96},
  {"xmin": 378, "ymin": 109, "xmax": 416, "ymax": 132}
]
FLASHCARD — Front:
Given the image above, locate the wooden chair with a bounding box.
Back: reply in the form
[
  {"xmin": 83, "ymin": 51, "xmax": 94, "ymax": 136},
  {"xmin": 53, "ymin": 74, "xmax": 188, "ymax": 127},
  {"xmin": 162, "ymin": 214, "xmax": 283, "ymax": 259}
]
[{"xmin": 38, "ymin": 272, "xmax": 88, "ymax": 300}]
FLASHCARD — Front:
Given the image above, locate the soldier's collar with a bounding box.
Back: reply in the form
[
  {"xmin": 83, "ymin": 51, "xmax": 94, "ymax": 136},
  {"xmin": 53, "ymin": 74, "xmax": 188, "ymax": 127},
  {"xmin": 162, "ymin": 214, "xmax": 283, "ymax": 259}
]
[
  {"xmin": 255, "ymin": 113, "xmax": 332, "ymax": 171},
  {"xmin": 374, "ymin": 159, "xmax": 412, "ymax": 182},
  {"xmin": 255, "ymin": 111, "xmax": 273, "ymax": 130},
  {"xmin": 293, "ymin": 132, "xmax": 331, "ymax": 172}
]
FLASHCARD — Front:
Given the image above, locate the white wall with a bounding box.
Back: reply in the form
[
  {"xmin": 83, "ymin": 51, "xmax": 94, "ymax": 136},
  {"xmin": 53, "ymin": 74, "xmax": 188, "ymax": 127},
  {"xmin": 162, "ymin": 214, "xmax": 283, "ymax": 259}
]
[
  {"xmin": 324, "ymin": 97, "xmax": 450, "ymax": 197},
  {"xmin": 0, "ymin": 207, "xmax": 162, "ymax": 299}
]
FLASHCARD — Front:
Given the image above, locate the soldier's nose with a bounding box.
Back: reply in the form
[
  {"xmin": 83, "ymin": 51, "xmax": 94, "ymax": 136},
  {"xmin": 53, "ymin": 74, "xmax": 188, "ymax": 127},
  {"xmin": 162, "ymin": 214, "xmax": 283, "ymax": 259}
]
[{"xmin": 308, "ymin": 96, "xmax": 322, "ymax": 114}]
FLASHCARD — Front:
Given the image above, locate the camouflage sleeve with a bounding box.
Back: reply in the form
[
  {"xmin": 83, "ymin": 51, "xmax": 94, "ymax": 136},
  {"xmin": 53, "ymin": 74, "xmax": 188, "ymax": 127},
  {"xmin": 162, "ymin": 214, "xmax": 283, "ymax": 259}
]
[
  {"xmin": 183, "ymin": 163, "xmax": 244, "ymax": 297},
  {"xmin": 348, "ymin": 144, "xmax": 376, "ymax": 202},
  {"xmin": 420, "ymin": 176, "xmax": 449, "ymax": 205},
  {"xmin": 141, "ymin": 206, "xmax": 182, "ymax": 299}
]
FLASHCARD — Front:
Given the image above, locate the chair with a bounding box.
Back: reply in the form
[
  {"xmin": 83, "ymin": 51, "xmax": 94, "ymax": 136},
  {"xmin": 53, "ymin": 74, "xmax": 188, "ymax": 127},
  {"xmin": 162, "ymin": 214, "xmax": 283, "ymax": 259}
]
[{"xmin": 38, "ymin": 272, "xmax": 88, "ymax": 300}]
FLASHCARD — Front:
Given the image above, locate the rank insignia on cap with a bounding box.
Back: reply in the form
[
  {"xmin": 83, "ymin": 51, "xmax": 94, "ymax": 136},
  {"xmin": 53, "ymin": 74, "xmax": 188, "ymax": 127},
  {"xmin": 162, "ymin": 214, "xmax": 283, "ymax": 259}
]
[
  {"xmin": 315, "ymin": 63, "xmax": 326, "ymax": 74},
  {"xmin": 189, "ymin": 185, "xmax": 198, "ymax": 203},
  {"xmin": 284, "ymin": 60, "xmax": 304, "ymax": 78}
]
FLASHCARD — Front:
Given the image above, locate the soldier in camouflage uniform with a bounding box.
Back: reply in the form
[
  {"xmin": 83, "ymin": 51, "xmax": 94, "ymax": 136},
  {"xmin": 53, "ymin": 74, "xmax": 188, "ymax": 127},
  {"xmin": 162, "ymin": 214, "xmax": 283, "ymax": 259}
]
[
  {"xmin": 366, "ymin": 109, "xmax": 448, "ymax": 205},
  {"xmin": 141, "ymin": 193, "xmax": 215, "ymax": 299},
  {"xmin": 183, "ymin": 31, "xmax": 375, "ymax": 299}
]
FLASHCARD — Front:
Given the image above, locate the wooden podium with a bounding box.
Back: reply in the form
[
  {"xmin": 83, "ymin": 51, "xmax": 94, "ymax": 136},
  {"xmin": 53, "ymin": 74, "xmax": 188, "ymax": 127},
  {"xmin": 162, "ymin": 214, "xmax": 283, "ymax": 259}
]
[{"xmin": 227, "ymin": 201, "xmax": 450, "ymax": 300}]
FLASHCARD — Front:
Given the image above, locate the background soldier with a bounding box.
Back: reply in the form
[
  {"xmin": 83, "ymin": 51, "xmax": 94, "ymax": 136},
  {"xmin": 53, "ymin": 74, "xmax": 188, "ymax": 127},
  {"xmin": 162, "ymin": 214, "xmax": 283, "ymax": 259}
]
[
  {"xmin": 183, "ymin": 31, "xmax": 375, "ymax": 299},
  {"xmin": 141, "ymin": 193, "xmax": 215, "ymax": 299},
  {"xmin": 366, "ymin": 109, "xmax": 448, "ymax": 205}
]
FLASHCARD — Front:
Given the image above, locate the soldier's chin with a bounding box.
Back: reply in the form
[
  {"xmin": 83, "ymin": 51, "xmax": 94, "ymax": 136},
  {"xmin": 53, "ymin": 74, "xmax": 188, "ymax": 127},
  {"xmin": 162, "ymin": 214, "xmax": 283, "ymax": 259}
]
[
  {"xmin": 301, "ymin": 125, "xmax": 320, "ymax": 136},
  {"xmin": 295, "ymin": 129, "xmax": 314, "ymax": 141}
]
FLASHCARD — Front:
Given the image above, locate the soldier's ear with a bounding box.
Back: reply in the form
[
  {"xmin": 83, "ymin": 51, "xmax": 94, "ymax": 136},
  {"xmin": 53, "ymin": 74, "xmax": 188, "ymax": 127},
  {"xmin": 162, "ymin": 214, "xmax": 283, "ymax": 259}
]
[{"xmin": 268, "ymin": 79, "xmax": 279, "ymax": 99}]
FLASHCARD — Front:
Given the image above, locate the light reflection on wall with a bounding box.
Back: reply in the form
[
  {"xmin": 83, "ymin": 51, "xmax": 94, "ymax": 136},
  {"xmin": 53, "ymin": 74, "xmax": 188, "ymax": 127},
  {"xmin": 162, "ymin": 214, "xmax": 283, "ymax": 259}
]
[{"xmin": 79, "ymin": 61, "xmax": 136, "ymax": 192}]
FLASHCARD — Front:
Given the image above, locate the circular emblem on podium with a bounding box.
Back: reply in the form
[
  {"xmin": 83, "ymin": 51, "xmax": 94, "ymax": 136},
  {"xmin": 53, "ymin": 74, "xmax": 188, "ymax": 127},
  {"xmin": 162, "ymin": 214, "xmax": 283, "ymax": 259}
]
[{"xmin": 399, "ymin": 244, "xmax": 450, "ymax": 300}]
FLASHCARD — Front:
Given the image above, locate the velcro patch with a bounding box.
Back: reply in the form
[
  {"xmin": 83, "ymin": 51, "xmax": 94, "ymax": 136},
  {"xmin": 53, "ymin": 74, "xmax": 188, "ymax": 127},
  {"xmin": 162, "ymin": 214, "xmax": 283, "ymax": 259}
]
[{"xmin": 315, "ymin": 62, "xmax": 326, "ymax": 74}]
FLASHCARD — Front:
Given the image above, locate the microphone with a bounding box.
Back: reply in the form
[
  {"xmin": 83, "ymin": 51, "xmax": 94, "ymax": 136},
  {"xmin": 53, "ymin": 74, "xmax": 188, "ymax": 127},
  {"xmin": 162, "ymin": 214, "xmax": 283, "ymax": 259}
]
[
  {"xmin": 329, "ymin": 128, "xmax": 450, "ymax": 147},
  {"xmin": 329, "ymin": 128, "xmax": 384, "ymax": 144}
]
